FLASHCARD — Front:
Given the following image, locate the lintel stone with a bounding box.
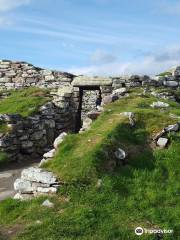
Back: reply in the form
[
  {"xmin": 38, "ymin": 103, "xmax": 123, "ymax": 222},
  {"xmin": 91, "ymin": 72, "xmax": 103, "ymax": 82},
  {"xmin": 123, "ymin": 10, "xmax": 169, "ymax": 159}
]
[{"xmin": 72, "ymin": 76, "xmax": 112, "ymax": 87}]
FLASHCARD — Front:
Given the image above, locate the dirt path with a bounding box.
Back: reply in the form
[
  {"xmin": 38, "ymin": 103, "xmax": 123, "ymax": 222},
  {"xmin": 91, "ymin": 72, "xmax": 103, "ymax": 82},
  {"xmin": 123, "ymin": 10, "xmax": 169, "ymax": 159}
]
[{"xmin": 0, "ymin": 160, "xmax": 39, "ymax": 201}]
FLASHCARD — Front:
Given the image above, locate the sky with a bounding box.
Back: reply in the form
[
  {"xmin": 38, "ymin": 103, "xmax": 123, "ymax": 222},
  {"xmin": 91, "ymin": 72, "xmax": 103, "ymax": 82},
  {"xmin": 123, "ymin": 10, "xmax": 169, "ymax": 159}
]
[{"xmin": 0, "ymin": 0, "xmax": 180, "ymax": 76}]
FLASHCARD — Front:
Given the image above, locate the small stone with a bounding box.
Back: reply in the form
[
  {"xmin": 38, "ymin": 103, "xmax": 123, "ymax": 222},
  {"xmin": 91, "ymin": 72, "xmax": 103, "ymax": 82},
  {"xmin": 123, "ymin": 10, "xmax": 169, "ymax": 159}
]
[
  {"xmin": 120, "ymin": 112, "xmax": 136, "ymax": 127},
  {"xmin": 43, "ymin": 149, "xmax": 56, "ymax": 159},
  {"xmin": 157, "ymin": 138, "xmax": 168, "ymax": 148},
  {"xmin": 153, "ymin": 130, "xmax": 165, "ymax": 141},
  {"xmin": 42, "ymin": 199, "xmax": 54, "ymax": 208},
  {"xmin": 36, "ymin": 220, "xmax": 42, "ymax": 225},
  {"xmin": 115, "ymin": 148, "xmax": 126, "ymax": 160},
  {"xmin": 96, "ymin": 179, "xmax": 102, "ymax": 188},
  {"xmin": 37, "ymin": 186, "xmax": 57, "ymax": 193},
  {"xmin": 164, "ymin": 123, "xmax": 179, "ymax": 132},
  {"xmin": 150, "ymin": 101, "xmax": 169, "ymax": 108},
  {"xmin": 14, "ymin": 193, "xmax": 33, "ymax": 201}
]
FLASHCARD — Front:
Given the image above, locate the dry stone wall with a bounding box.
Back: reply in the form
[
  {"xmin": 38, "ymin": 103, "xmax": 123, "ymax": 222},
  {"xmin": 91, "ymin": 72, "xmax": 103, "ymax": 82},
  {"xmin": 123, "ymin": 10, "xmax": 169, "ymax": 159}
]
[
  {"xmin": 0, "ymin": 60, "xmax": 74, "ymax": 90},
  {"xmin": 0, "ymin": 60, "xmax": 180, "ymax": 163},
  {"xmin": 81, "ymin": 90, "xmax": 99, "ymax": 119},
  {"xmin": 0, "ymin": 87, "xmax": 76, "ymax": 162}
]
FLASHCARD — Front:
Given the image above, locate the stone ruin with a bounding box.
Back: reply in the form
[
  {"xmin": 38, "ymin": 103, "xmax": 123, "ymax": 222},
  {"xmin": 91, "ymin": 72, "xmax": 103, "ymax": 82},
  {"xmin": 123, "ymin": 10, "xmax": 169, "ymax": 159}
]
[
  {"xmin": 0, "ymin": 60, "xmax": 179, "ymax": 200},
  {"xmin": 0, "ymin": 59, "xmax": 180, "ymax": 164}
]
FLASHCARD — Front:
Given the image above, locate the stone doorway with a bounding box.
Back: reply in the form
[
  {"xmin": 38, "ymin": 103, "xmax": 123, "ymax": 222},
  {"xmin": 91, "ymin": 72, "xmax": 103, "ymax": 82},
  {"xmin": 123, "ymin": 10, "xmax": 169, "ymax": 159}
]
[{"xmin": 75, "ymin": 86, "xmax": 101, "ymax": 132}]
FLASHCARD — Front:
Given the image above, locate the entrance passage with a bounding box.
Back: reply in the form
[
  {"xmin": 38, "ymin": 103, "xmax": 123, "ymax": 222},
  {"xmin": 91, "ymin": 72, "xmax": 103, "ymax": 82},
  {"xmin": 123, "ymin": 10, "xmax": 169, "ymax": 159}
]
[{"xmin": 75, "ymin": 86, "xmax": 101, "ymax": 132}]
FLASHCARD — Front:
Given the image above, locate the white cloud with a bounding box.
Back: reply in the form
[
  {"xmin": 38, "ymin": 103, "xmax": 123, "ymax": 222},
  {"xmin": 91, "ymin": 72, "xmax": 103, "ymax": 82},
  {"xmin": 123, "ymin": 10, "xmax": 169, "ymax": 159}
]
[
  {"xmin": 160, "ymin": 1, "xmax": 180, "ymax": 15},
  {"xmin": 90, "ymin": 50, "xmax": 117, "ymax": 64},
  {"xmin": 69, "ymin": 46, "xmax": 180, "ymax": 76},
  {"xmin": 0, "ymin": 16, "xmax": 12, "ymax": 26},
  {"xmin": 0, "ymin": 0, "xmax": 30, "ymax": 12}
]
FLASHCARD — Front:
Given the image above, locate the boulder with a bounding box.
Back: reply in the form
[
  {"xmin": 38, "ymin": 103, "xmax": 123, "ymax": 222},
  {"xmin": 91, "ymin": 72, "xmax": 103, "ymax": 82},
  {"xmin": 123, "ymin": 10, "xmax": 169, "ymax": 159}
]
[
  {"xmin": 53, "ymin": 132, "xmax": 67, "ymax": 149},
  {"xmin": 157, "ymin": 138, "xmax": 168, "ymax": 148},
  {"xmin": 150, "ymin": 101, "xmax": 169, "ymax": 108}
]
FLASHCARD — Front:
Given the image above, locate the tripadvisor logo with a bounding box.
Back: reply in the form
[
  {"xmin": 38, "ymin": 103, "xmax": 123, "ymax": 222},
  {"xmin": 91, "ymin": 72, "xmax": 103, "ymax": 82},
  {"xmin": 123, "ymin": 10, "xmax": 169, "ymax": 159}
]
[
  {"xmin": 135, "ymin": 227, "xmax": 144, "ymax": 236},
  {"xmin": 135, "ymin": 226, "xmax": 173, "ymax": 236}
]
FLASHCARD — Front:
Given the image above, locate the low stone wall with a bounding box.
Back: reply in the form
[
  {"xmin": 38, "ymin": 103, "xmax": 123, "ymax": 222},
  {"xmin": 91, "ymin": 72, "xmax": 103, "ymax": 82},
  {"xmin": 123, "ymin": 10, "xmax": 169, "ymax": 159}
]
[{"xmin": 0, "ymin": 87, "xmax": 76, "ymax": 162}]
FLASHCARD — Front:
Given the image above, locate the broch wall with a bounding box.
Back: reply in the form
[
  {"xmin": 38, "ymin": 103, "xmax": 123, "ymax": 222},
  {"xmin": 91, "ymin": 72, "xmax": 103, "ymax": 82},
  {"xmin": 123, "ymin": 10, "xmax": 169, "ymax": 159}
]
[{"xmin": 0, "ymin": 60, "xmax": 179, "ymax": 163}]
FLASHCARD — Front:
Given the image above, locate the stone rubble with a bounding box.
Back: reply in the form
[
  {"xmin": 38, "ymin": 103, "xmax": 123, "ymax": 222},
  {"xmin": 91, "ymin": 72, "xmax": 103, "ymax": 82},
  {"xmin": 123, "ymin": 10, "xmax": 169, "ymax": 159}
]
[
  {"xmin": 0, "ymin": 60, "xmax": 179, "ymax": 201},
  {"xmin": 14, "ymin": 167, "xmax": 59, "ymax": 200},
  {"xmin": 153, "ymin": 123, "xmax": 179, "ymax": 148}
]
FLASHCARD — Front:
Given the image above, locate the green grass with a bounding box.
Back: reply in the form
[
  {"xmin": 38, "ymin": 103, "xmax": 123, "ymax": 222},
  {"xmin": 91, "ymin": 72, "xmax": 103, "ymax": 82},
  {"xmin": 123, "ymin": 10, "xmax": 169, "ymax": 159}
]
[
  {"xmin": 0, "ymin": 88, "xmax": 51, "ymax": 117},
  {"xmin": 0, "ymin": 94, "xmax": 179, "ymax": 240},
  {"xmin": 157, "ymin": 71, "xmax": 172, "ymax": 77}
]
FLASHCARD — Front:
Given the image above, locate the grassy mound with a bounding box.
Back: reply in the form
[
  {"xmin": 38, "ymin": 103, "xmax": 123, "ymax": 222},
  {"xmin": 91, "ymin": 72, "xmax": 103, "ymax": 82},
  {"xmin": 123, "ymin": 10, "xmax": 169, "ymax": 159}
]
[
  {"xmin": 0, "ymin": 88, "xmax": 51, "ymax": 118},
  {"xmin": 0, "ymin": 92, "xmax": 179, "ymax": 239}
]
